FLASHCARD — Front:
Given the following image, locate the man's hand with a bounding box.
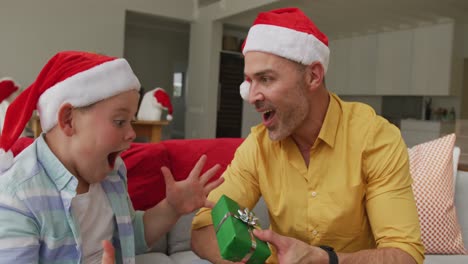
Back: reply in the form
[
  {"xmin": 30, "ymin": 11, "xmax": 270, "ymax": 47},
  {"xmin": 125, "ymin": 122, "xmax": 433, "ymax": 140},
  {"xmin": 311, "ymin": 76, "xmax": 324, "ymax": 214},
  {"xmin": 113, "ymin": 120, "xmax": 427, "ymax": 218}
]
[
  {"xmin": 162, "ymin": 154, "xmax": 224, "ymax": 215},
  {"xmin": 101, "ymin": 240, "xmax": 115, "ymax": 264},
  {"xmin": 253, "ymin": 229, "xmax": 328, "ymax": 264}
]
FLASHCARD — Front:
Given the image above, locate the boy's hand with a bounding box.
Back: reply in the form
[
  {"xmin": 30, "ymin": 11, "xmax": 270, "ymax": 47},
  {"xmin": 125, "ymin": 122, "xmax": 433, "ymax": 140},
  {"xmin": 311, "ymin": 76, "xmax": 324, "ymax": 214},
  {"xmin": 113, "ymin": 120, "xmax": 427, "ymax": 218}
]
[
  {"xmin": 161, "ymin": 155, "xmax": 224, "ymax": 215},
  {"xmin": 101, "ymin": 240, "xmax": 115, "ymax": 264}
]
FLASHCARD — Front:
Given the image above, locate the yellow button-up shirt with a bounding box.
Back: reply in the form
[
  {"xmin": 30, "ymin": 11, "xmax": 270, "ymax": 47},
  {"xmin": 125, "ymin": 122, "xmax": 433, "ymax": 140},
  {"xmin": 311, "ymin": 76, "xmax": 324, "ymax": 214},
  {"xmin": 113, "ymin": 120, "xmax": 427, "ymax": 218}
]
[{"xmin": 192, "ymin": 93, "xmax": 424, "ymax": 264}]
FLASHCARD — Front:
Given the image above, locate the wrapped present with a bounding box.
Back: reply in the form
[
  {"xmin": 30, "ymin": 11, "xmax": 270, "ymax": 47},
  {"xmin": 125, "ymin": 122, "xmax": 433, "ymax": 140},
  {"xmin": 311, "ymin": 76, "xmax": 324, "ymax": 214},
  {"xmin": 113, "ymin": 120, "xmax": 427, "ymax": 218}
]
[{"xmin": 211, "ymin": 195, "xmax": 271, "ymax": 264}]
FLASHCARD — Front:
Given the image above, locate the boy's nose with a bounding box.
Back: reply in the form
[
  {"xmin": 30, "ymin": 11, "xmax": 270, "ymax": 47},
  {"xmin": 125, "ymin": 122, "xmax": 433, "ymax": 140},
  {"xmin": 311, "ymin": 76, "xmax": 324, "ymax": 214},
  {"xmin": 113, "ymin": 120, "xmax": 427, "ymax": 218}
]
[{"xmin": 126, "ymin": 126, "xmax": 136, "ymax": 142}]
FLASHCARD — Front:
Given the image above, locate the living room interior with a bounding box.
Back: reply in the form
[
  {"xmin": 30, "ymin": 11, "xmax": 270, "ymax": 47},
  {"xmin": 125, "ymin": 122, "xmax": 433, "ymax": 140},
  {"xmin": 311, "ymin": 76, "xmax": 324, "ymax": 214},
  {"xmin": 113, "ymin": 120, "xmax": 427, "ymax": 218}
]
[
  {"xmin": 2, "ymin": 0, "xmax": 468, "ymax": 152},
  {"xmin": 2, "ymin": 1, "xmax": 468, "ymax": 263}
]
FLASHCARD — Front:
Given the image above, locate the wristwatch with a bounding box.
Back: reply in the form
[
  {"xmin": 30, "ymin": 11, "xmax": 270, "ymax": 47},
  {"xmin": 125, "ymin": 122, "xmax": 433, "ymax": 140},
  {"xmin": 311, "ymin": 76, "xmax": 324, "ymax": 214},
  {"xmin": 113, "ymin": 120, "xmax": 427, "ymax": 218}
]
[{"xmin": 319, "ymin": 245, "xmax": 338, "ymax": 264}]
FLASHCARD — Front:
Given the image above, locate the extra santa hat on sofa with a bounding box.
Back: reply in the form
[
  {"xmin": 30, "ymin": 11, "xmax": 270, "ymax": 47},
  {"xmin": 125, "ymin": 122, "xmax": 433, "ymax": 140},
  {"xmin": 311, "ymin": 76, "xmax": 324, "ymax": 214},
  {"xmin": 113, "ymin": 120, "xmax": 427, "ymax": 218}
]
[
  {"xmin": 0, "ymin": 51, "xmax": 141, "ymax": 171},
  {"xmin": 239, "ymin": 7, "xmax": 330, "ymax": 100},
  {"xmin": 137, "ymin": 87, "xmax": 173, "ymax": 121},
  {"xmin": 0, "ymin": 78, "xmax": 19, "ymax": 104}
]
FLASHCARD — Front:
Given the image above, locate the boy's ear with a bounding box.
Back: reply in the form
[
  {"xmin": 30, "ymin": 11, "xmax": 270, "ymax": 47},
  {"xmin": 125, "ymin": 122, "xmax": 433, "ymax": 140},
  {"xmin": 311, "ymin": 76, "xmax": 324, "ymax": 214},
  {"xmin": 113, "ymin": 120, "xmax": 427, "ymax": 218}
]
[
  {"xmin": 57, "ymin": 103, "xmax": 74, "ymax": 136},
  {"xmin": 306, "ymin": 61, "xmax": 325, "ymax": 91}
]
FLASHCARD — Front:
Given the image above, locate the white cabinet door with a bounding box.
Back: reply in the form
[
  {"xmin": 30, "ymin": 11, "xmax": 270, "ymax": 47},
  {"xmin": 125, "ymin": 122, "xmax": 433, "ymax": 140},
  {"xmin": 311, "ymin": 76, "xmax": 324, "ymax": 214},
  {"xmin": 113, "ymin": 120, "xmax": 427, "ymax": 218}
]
[
  {"xmin": 348, "ymin": 34, "xmax": 377, "ymax": 95},
  {"xmin": 410, "ymin": 23, "xmax": 454, "ymax": 95},
  {"xmin": 375, "ymin": 29, "xmax": 413, "ymax": 95},
  {"xmin": 327, "ymin": 38, "xmax": 350, "ymax": 95}
]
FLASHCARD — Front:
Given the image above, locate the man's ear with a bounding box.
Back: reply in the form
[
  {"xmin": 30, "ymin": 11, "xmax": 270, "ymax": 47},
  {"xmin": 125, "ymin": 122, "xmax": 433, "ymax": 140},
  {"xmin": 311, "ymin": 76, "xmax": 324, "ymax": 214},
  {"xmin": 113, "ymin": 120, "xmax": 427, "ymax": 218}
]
[
  {"xmin": 57, "ymin": 103, "xmax": 74, "ymax": 136},
  {"xmin": 305, "ymin": 61, "xmax": 325, "ymax": 91}
]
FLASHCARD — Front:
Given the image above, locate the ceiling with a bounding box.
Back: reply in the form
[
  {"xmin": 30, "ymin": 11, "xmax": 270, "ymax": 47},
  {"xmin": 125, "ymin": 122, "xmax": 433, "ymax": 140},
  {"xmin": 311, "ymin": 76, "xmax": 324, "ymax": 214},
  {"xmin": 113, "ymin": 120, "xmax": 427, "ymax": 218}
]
[{"xmin": 221, "ymin": 0, "xmax": 468, "ymax": 39}]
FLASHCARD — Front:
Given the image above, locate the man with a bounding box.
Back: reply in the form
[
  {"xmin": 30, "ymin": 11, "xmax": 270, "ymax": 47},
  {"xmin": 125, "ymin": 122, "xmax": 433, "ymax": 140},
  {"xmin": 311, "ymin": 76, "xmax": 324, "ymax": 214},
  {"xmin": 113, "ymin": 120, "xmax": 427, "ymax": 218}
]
[{"xmin": 191, "ymin": 7, "xmax": 424, "ymax": 264}]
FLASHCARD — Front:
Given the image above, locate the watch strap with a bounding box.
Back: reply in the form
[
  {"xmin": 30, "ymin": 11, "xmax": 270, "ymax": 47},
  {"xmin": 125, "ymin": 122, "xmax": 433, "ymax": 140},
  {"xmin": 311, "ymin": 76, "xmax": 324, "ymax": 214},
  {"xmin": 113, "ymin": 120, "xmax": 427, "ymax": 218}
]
[{"xmin": 319, "ymin": 245, "xmax": 338, "ymax": 264}]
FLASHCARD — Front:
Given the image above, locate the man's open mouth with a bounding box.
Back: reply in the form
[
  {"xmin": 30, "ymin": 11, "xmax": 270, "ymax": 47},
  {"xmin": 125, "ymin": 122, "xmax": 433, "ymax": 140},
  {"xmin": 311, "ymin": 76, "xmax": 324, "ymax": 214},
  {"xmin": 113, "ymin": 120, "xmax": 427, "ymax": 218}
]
[{"xmin": 263, "ymin": 110, "xmax": 276, "ymax": 123}]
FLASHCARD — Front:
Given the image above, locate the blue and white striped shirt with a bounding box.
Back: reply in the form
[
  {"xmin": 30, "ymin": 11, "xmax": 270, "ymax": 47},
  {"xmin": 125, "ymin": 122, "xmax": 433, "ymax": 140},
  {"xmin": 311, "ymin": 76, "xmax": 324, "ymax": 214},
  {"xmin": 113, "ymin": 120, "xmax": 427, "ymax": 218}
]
[{"xmin": 0, "ymin": 135, "xmax": 149, "ymax": 263}]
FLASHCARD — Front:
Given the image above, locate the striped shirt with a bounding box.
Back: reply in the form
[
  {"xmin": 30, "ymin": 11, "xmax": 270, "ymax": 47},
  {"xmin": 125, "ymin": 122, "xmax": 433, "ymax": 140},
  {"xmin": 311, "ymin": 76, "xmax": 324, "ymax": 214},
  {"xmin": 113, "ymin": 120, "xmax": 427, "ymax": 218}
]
[{"xmin": 0, "ymin": 135, "xmax": 149, "ymax": 263}]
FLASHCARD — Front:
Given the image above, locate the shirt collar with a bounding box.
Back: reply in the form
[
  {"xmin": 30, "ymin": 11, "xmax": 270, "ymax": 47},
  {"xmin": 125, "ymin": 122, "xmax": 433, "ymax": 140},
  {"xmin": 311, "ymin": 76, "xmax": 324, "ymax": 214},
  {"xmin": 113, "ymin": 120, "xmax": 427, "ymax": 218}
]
[
  {"xmin": 317, "ymin": 92, "xmax": 341, "ymax": 148},
  {"xmin": 36, "ymin": 134, "xmax": 78, "ymax": 193}
]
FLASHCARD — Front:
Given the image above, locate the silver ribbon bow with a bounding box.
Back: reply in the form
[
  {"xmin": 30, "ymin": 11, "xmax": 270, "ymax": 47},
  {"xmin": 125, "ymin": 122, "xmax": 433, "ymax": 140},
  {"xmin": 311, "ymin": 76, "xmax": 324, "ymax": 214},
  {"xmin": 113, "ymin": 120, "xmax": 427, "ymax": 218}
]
[{"xmin": 235, "ymin": 208, "xmax": 259, "ymax": 228}]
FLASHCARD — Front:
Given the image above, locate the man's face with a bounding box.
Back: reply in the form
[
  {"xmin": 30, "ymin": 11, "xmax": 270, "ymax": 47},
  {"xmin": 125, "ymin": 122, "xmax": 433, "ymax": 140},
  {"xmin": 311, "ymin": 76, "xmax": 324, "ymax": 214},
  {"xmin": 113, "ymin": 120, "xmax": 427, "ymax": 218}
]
[
  {"xmin": 70, "ymin": 90, "xmax": 139, "ymax": 184},
  {"xmin": 244, "ymin": 52, "xmax": 309, "ymax": 141}
]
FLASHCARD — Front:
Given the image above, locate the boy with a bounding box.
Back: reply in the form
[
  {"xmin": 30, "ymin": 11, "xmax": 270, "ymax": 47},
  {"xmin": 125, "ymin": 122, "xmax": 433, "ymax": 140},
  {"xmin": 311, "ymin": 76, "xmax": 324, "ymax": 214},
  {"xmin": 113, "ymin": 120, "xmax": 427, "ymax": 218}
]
[{"xmin": 0, "ymin": 51, "xmax": 223, "ymax": 263}]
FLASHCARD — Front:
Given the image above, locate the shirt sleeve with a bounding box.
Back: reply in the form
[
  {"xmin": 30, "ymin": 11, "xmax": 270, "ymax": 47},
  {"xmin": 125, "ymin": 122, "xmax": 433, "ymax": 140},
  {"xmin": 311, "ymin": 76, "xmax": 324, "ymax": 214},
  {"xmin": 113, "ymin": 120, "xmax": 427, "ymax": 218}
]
[
  {"xmin": 363, "ymin": 116, "xmax": 425, "ymax": 264},
  {"xmin": 192, "ymin": 132, "xmax": 262, "ymax": 230},
  {"xmin": 0, "ymin": 194, "xmax": 40, "ymax": 263}
]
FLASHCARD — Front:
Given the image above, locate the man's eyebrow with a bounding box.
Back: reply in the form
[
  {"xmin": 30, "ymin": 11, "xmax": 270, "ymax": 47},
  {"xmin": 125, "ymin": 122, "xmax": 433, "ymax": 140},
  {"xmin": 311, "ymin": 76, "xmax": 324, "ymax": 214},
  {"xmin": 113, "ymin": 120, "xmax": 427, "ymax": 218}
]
[{"xmin": 249, "ymin": 69, "xmax": 275, "ymax": 77}]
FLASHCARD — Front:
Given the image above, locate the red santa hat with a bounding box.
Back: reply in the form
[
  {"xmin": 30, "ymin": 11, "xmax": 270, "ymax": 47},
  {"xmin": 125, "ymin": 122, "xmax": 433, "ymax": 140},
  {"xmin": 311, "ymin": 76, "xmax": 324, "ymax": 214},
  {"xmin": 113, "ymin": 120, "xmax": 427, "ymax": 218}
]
[
  {"xmin": 0, "ymin": 78, "xmax": 19, "ymax": 103},
  {"xmin": 0, "ymin": 51, "xmax": 140, "ymax": 171},
  {"xmin": 153, "ymin": 88, "xmax": 173, "ymax": 121},
  {"xmin": 239, "ymin": 7, "xmax": 330, "ymax": 100}
]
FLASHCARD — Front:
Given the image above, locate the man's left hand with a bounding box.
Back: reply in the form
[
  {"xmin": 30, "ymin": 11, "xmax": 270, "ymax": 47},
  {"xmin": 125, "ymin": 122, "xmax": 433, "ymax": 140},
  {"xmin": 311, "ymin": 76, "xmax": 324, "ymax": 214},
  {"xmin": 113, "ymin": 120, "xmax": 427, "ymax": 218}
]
[{"xmin": 253, "ymin": 229, "xmax": 329, "ymax": 264}]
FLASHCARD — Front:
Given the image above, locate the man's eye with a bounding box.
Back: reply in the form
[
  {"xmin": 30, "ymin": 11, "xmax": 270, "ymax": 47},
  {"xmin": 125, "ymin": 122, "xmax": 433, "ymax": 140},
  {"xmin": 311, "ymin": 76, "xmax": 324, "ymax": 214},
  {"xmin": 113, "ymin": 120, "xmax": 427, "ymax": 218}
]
[{"xmin": 261, "ymin": 77, "xmax": 270, "ymax": 83}]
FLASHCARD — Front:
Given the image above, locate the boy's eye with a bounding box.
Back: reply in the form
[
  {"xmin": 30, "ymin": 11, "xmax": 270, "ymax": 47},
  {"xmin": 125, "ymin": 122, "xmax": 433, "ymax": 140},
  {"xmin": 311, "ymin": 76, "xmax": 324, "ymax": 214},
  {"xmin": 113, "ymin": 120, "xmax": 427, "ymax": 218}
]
[{"xmin": 114, "ymin": 120, "xmax": 126, "ymax": 127}]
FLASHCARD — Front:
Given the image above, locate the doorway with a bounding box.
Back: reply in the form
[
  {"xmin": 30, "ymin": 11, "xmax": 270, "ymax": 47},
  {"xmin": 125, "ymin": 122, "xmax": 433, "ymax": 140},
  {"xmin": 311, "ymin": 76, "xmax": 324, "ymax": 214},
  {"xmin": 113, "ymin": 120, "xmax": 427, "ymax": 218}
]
[{"xmin": 124, "ymin": 11, "xmax": 190, "ymax": 139}]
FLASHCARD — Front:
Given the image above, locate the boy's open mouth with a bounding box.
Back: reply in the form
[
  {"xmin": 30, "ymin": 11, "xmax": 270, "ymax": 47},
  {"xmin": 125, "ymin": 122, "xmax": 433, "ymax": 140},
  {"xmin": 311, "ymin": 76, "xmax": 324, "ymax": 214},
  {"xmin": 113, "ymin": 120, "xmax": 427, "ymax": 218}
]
[{"xmin": 107, "ymin": 151, "xmax": 120, "ymax": 168}]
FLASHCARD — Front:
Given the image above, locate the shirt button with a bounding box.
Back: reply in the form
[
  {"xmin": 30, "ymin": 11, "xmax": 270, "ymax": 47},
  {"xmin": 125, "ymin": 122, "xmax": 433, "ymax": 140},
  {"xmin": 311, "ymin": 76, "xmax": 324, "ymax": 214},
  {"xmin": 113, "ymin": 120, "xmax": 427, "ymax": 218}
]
[
  {"xmin": 311, "ymin": 191, "xmax": 317, "ymax": 197},
  {"xmin": 312, "ymin": 230, "xmax": 318, "ymax": 236}
]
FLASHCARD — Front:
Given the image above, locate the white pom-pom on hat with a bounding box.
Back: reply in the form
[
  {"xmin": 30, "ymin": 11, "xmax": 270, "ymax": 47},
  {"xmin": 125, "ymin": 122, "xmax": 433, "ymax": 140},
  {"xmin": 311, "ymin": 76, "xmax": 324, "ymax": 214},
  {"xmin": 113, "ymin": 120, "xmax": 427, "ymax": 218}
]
[{"xmin": 240, "ymin": 80, "xmax": 251, "ymax": 101}]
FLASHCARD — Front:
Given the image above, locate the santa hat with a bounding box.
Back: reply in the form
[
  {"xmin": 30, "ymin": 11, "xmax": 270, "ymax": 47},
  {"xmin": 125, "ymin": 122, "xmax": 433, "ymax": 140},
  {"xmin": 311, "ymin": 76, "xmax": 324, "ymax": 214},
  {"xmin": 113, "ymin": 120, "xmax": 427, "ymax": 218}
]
[
  {"xmin": 0, "ymin": 51, "xmax": 140, "ymax": 172},
  {"xmin": 239, "ymin": 7, "xmax": 330, "ymax": 100},
  {"xmin": 0, "ymin": 78, "xmax": 19, "ymax": 103},
  {"xmin": 153, "ymin": 88, "xmax": 173, "ymax": 121}
]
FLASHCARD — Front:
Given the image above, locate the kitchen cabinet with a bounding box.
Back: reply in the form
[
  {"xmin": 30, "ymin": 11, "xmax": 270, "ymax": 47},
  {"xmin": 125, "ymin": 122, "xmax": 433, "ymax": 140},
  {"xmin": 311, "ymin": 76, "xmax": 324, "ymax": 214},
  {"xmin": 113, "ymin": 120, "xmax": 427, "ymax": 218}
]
[
  {"xmin": 327, "ymin": 22, "xmax": 460, "ymax": 96},
  {"xmin": 328, "ymin": 35, "xmax": 377, "ymax": 95},
  {"xmin": 375, "ymin": 29, "xmax": 413, "ymax": 95},
  {"xmin": 327, "ymin": 38, "xmax": 350, "ymax": 95},
  {"xmin": 348, "ymin": 34, "xmax": 378, "ymax": 95},
  {"xmin": 410, "ymin": 23, "xmax": 454, "ymax": 95}
]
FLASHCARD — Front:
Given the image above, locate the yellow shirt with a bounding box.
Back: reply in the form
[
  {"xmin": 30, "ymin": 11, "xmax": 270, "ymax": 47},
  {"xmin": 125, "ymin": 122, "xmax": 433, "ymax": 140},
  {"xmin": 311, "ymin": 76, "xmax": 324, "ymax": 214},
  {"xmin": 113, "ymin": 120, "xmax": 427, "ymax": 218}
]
[{"xmin": 192, "ymin": 93, "xmax": 424, "ymax": 264}]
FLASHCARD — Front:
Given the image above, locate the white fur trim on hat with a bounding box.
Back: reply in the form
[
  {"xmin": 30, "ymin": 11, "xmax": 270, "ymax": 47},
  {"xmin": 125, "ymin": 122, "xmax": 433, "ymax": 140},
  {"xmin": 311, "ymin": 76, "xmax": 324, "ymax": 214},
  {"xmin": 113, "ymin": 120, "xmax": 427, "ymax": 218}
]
[
  {"xmin": 243, "ymin": 24, "xmax": 330, "ymax": 73},
  {"xmin": 37, "ymin": 58, "xmax": 140, "ymax": 132}
]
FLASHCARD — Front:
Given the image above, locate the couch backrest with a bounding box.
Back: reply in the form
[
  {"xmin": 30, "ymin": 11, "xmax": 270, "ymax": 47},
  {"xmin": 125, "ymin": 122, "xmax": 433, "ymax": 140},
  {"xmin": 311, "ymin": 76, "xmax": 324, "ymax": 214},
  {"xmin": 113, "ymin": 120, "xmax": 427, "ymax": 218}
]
[{"xmin": 455, "ymin": 170, "xmax": 468, "ymax": 249}]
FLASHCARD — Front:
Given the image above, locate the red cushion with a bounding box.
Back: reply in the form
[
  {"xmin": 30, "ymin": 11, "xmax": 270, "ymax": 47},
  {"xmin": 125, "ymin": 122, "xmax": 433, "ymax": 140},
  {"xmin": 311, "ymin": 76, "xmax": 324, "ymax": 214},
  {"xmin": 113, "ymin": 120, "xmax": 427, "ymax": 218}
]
[
  {"xmin": 122, "ymin": 142, "xmax": 171, "ymax": 211},
  {"xmin": 162, "ymin": 138, "xmax": 244, "ymax": 182}
]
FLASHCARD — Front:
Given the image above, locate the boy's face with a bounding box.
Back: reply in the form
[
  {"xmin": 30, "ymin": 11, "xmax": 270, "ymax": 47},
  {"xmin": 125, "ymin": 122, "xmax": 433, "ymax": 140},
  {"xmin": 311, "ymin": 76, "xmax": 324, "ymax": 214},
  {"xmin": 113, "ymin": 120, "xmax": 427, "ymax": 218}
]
[{"xmin": 70, "ymin": 90, "xmax": 139, "ymax": 184}]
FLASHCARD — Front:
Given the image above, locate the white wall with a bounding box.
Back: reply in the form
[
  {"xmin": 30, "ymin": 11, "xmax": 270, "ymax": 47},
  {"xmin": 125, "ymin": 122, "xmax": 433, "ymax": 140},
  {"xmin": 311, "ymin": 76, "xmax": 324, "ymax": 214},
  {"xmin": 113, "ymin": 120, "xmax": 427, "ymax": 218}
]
[{"xmin": 0, "ymin": 0, "xmax": 193, "ymax": 90}]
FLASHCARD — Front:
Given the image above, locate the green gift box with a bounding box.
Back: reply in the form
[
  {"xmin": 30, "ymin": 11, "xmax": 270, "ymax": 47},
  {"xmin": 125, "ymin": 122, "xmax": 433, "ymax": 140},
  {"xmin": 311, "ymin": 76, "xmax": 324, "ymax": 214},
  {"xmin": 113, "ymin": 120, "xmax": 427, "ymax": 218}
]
[{"xmin": 211, "ymin": 195, "xmax": 271, "ymax": 264}]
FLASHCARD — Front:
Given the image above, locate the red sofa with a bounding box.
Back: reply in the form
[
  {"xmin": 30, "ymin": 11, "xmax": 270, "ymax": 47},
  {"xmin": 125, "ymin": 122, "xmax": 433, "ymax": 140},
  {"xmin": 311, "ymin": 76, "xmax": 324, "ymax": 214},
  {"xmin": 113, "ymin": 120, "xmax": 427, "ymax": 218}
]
[
  {"xmin": 12, "ymin": 137, "xmax": 244, "ymax": 211},
  {"xmin": 121, "ymin": 138, "xmax": 244, "ymax": 210}
]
